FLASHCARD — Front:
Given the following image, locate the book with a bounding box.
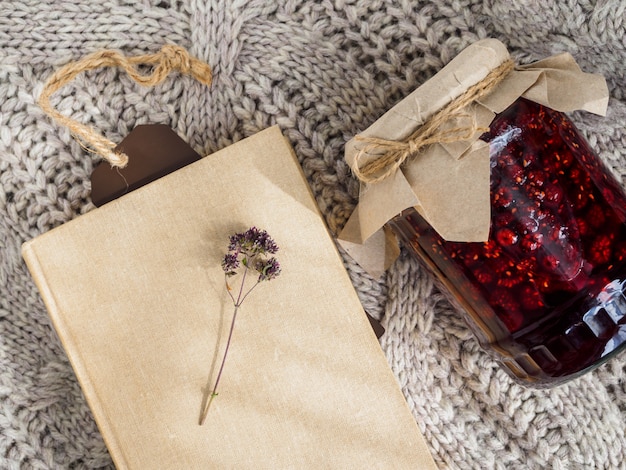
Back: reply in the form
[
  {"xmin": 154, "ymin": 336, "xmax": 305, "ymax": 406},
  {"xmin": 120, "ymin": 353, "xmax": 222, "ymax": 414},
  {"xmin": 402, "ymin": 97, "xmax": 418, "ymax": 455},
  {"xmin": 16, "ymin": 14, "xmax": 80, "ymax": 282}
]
[{"xmin": 22, "ymin": 126, "xmax": 436, "ymax": 469}]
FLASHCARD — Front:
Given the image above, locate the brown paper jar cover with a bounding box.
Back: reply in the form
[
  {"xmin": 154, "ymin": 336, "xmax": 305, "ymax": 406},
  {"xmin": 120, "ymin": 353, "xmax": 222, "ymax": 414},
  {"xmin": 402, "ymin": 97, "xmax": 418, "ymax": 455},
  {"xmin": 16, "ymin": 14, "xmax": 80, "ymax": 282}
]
[{"xmin": 340, "ymin": 39, "xmax": 626, "ymax": 386}]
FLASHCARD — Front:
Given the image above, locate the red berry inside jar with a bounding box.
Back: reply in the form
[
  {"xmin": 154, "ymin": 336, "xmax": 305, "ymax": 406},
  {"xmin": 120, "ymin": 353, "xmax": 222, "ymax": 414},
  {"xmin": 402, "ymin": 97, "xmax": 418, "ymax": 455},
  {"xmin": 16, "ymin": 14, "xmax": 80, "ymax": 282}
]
[{"xmin": 389, "ymin": 98, "xmax": 626, "ymax": 385}]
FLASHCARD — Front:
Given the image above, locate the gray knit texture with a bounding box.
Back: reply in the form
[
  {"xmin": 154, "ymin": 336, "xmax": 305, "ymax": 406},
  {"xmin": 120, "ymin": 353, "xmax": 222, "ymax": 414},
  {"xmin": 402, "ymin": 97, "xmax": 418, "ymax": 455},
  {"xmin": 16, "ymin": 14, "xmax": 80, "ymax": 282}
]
[{"xmin": 2, "ymin": 1, "xmax": 626, "ymax": 468}]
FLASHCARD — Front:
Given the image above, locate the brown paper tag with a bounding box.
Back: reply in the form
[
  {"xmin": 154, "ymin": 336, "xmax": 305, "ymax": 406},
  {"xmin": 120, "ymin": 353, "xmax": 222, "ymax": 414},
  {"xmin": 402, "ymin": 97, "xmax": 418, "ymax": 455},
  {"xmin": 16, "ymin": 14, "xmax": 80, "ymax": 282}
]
[{"xmin": 90, "ymin": 124, "xmax": 202, "ymax": 207}]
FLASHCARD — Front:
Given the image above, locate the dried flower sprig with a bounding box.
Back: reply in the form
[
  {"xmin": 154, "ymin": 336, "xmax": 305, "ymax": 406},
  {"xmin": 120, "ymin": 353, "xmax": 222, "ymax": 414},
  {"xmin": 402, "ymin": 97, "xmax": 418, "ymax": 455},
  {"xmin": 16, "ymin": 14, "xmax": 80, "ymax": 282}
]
[{"xmin": 200, "ymin": 227, "xmax": 281, "ymax": 425}]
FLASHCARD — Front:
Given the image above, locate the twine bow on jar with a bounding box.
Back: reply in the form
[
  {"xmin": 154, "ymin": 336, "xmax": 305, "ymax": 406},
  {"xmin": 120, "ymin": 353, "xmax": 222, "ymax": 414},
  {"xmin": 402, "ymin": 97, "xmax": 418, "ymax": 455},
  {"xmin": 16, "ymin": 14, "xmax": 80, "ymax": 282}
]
[
  {"xmin": 38, "ymin": 44, "xmax": 213, "ymax": 168},
  {"xmin": 350, "ymin": 59, "xmax": 514, "ymax": 185}
]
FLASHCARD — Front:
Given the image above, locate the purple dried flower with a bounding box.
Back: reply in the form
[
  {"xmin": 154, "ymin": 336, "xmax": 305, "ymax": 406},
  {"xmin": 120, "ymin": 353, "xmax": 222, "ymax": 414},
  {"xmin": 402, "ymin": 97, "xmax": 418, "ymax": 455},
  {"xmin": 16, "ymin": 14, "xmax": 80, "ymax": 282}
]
[
  {"xmin": 227, "ymin": 227, "xmax": 278, "ymax": 256},
  {"xmin": 221, "ymin": 253, "xmax": 239, "ymax": 276},
  {"xmin": 252, "ymin": 228, "xmax": 279, "ymax": 254},
  {"xmin": 255, "ymin": 257, "xmax": 281, "ymax": 281},
  {"xmin": 201, "ymin": 227, "xmax": 280, "ymax": 425}
]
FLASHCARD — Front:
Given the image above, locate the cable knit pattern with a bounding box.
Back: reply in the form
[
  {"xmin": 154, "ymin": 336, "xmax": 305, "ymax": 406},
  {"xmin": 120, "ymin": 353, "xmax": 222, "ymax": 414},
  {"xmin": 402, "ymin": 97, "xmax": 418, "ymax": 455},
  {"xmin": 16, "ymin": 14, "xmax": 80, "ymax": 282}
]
[{"xmin": 1, "ymin": 1, "xmax": 626, "ymax": 468}]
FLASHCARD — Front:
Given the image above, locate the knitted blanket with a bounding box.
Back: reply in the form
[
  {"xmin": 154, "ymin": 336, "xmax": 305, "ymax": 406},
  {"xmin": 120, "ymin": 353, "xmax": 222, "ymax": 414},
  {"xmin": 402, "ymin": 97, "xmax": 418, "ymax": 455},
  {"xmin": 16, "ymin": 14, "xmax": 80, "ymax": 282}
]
[{"xmin": 2, "ymin": 1, "xmax": 626, "ymax": 468}]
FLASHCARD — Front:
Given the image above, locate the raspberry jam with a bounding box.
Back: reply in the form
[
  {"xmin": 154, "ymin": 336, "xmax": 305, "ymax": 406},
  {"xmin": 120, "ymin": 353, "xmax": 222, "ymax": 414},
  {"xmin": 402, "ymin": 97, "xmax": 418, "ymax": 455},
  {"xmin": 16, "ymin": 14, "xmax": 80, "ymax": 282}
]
[{"xmin": 389, "ymin": 98, "xmax": 626, "ymax": 385}]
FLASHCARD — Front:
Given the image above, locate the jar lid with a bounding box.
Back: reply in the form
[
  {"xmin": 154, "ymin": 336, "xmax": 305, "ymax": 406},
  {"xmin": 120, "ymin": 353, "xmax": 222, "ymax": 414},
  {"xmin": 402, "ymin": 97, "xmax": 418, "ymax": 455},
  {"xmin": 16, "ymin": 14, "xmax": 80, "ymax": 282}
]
[{"xmin": 347, "ymin": 39, "xmax": 509, "ymax": 158}]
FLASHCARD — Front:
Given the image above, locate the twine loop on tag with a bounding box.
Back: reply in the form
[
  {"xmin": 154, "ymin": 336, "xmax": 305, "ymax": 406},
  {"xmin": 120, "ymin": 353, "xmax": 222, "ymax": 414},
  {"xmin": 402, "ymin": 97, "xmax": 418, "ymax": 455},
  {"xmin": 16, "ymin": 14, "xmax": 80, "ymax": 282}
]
[
  {"xmin": 161, "ymin": 45, "xmax": 193, "ymax": 75},
  {"xmin": 352, "ymin": 59, "xmax": 514, "ymax": 184},
  {"xmin": 38, "ymin": 44, "xmax": 213, "ymax": 168}
]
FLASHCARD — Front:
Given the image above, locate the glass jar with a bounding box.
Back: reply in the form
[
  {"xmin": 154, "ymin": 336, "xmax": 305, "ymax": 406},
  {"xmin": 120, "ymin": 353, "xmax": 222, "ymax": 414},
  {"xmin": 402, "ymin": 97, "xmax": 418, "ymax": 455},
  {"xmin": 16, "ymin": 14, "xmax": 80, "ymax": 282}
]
[{"xmin": 388, "ymin": 97, "xmax": 626, "ymax": 385}]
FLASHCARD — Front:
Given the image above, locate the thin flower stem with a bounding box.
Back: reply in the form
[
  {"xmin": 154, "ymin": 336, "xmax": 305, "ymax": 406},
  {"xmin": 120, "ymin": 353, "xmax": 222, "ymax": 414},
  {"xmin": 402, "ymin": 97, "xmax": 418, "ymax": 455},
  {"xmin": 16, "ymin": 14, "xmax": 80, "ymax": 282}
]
[
  {"xmin": 238, "ymin": 280, "xmax": 261, "ymax": 306},
  {"xmin": 225, "ymin": 277, "xmax": 236, "ymax": 305},
  {"xmin": 236, "ymin": 258, "xmax": 252, "ymax": 305},
  {"xmin": 199, "ymin": 305, "xmax": 239, "ymax": 425}
]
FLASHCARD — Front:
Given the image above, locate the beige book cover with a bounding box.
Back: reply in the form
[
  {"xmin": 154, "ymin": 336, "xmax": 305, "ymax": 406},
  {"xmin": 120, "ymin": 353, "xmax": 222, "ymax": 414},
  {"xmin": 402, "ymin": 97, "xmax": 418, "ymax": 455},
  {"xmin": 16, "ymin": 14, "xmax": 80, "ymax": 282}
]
[{"xmin": 22, "ymin": 126, "xmax": 436, "ymax": 469}]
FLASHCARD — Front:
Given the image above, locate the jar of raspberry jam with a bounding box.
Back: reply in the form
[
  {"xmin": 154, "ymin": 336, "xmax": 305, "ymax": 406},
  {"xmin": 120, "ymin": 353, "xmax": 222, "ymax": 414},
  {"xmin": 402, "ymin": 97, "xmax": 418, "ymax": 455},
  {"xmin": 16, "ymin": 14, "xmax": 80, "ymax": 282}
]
[{"xmin": 388, "ymin": 97, "xmax": 626, "ymax": 385}]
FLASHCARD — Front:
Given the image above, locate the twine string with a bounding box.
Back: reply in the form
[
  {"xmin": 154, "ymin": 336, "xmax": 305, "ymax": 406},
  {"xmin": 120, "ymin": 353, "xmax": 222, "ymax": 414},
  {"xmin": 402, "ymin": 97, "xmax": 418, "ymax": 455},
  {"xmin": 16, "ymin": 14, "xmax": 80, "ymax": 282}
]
[
  {"xmin": 352, "ymin": 59, "xmax": 515, "ymax": 184},
  {"xmin": 37, "ymin": 44, "xmax": 213, "ymax": 168}
]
